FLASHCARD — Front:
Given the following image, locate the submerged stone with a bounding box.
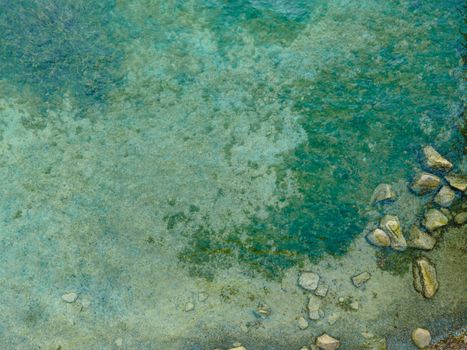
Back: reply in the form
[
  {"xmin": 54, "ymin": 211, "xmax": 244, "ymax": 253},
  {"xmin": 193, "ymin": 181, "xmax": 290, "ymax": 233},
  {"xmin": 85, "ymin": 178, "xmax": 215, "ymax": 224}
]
[
  {"xmin": 316, "ymin": 333, "xmax": 340, "ymax": 350},
  {"xmin": 410, "ymin": 173, "xmax": 441, "ymax": 195},
  {"xmin": 413, "ymin": 257, "xmax": 439, "ymax": 298},
  {"xmin": 445, "ymin": 174, "xmax": 467, "ymax": 192},
  {"xmin": 308, "ymin": 295, "xmax": 323, "ymax": 320},
  {"xmin": 351, "ymin": 272, "xmax": 371, "ymax": 288},
  {"xmin": 407, "ymin": 226, "xmax": 436, "ymax": 250},
  {"xmin": 423, "ymin": 145, "xmax": 453, "ymax": 172},
  {"xmin": 380, "ymin": 215, "xmax": 407, "ymax": 251},
  {"xmin": 434, "ymin": 185, "xmax": 456, "ymax": 207},
  {"xmin": 61, "ymin": 292, "xmax": 78, "ymax": 303},
  {"xmin": 454, "ymin": 212, "xmax": 467, "ymax": 225},
  {"xmin": 423, "ymin": 209, "xmax": 448, "ymax": 232},
  {"xmin": 366, "ymin": 228, "xmax": 391, "ymax": 247},
  {"xmin": 298, "ymin": 316, "xmax": 309, "ymax": 330},
  {"xmin": 299, "ymin": 272, "xmax": 320, "ymax": 291},
  {"xmin": 411, "ymin": 328, "xmax": 431, "ymax": 349},
  {"xmin": 371, "ymin": 183, "xmax": 396, "ymax": 204}
]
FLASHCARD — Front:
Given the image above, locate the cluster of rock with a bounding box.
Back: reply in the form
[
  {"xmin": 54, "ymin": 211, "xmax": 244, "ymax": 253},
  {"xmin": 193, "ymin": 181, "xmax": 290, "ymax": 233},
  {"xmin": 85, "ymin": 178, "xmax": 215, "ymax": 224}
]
[{"xmin": 366, "ymin": 145, "xmax": 465, "ymax": 300}]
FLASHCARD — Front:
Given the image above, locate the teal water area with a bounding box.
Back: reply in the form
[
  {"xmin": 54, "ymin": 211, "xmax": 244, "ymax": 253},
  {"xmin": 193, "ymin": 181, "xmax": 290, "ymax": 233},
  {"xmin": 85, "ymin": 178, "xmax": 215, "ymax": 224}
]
[{"xmin": 0, "ymin": 0, "xmax": 465, "ymax": 348}]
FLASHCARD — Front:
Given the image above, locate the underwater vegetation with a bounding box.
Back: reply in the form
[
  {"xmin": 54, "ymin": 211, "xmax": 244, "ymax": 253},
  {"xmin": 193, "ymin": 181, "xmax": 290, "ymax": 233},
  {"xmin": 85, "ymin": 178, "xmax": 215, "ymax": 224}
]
[{"xmin": 0, "ymin": 0, "xmax": 125, "ymax": 119}]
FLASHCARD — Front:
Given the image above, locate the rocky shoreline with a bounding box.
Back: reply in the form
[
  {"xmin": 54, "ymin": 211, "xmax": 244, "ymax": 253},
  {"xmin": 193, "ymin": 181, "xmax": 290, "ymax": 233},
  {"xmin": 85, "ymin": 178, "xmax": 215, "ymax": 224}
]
[{"xmin": 206, "ymin": 145, "xmax": 466, "ymax": 350}]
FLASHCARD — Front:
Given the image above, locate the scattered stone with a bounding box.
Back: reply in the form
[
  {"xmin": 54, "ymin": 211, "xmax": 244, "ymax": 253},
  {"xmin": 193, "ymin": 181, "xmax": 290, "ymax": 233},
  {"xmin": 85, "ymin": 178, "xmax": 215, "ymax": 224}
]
[
  {"xmin": 380, "ymin": 215, "xmax": 406, "ymax": 251},
  {"xmin": 228, "ymin": 347, "xmax": 246, "ymax": 350},
  {"xmin": 349, "ymin": 301, "xmax": 359, "ymax": 311},
  {"xmin": 316, "ymin": 333, "xmax": 340, "ymax": 350},
  {"xmin": 308, "ymin": 295, "xmax": 323, "ymax": 320},
  {"xmin": 300, "ymin": 347, "xmax": 310, "ymax": 350},
  {"xmin": 445, "ymin": 174, "xmax": 467, "ymax": 192},
  {"xmin": 254, "ymin": 303, "xmax": 271, "ymax": 318},
  {"xmin": 454, "ymin": 212, "xmax": 467, "ymax": 225},
  {"xmin": 371, "ymin": 183, "xmax": 396, "ymax": 204},
  {"xmin": 412, "ymin": 328, "xmax": 431, "ymax": 348},
  {"xmin": 352, "ymin": 272, "xmax": 371, "ymax": 288},
  {"xmin": 184, "ymin": 302, "xmax": 194, "ymax": 312},
  {"xmin": 407, "ymin": 226, "xmax": 436, "ymax": 250},
  {"xmin": 413, "ymin": 257, "xmax": 439, "ymax": 298},
  {"xmin": 434, "ymin": 186, "xmax": 456, "ymax": 207},
  {"xmin": 232, "ymin": 343, "xmax": 242, "ymax": 347},
  {"xmin": 299, "ymin": 272, "xmax": 320, "ymax": 291},
  {"xmin": 440, "ymin": 207, "xmax": 452, "ymax": 220},
  {"xmin": 423, "ymin": 209, "xmax": 448, "ymax": 232},
  {"xmin": 366, "ymin": 228, "xmax": 391, "ymax": 247},
  {"xmin": 423, "ymin": 146, "xmax": 453, "ymax": 172},
  {"xmin": 327, "ymin": 313, "xmax": 339, "ymax": 325},
  {"xmin": 115, "ymin": 338, "xmax": 123, "ymax": 348},
  {"xmin": 61, "ymin": 292, "xmax": 78, "ymax": 303},
  {"xmin": 314, "ymin": 283, "xmax": 329, "ymax": 297},
  {"xmin": 410, "ymin": 173, "xmax": 441, "ymax": 195},
  {"xmin": 298, "ymin": 316, "xmax": 309, "ymax": 330},
  {"xmin": 198, "ymin": 292, "xmax": 209, "ymax": 302}
]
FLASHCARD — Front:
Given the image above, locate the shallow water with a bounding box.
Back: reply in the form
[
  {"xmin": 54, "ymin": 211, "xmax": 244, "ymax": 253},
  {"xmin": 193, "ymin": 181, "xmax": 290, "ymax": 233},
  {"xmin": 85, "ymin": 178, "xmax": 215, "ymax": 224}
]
[{"xmin": 0, "ymin": 1, "xmax": 465, "ymax": 349}]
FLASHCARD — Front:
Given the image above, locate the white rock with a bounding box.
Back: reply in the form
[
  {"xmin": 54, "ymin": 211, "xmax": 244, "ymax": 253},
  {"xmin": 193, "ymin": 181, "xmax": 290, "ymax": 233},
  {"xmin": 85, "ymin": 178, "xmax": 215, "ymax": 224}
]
[
  {"xmin": 308, "ymin": 295, "xmax": 323, "ymax": 320},
  {"xmin": 350, "ymin": 301, "xmax": 359, "ymax": 311},
  {"xmin": 316, "ymin": 333, "xmax": 340, "ymax": 350},
  {"xmin": 184, "ymin": 302, "xmax": 194, "ymax": 312},
  {"xmin": 434, "ymin": 185, "xmax": 456, "ymax": 207},
  {"xmin": 412, "ymin": 328, "xmax": 431, "ymax": 348},
  {"xmin": 352, "ymin": 272, "xmax": 371, "ymax": 288},
  {"xmin": 407, "ymin": 226, "xmax": 436, "ymax": 250},
  {"xmin": 115, "ymin": 338, "xmax": 123, "ymax": 347},
  {"xmin": 423, "ymin": 209, "xmax": 448, "ymax": 232},
  {"xmin": 61, "ymin": 292, "xmax": 78, "ymax": 303},
  {"xmin": 371, "ymin": 183, "xmax": 396, "ymax": 204},
  {"xmin": 198, "ymin": 292, "xmax": 209, "ymax": 302},
  {"xmin": 228, "ymin": 347, "xmax": 246, "ymax": 350},
  {"xmin": 366, "ymin": 228, "xmax": 391, "ymax": 247},
  {"xmin": 298, "ymin": 316, "xmax": 309, "ymax": 330},
  {"xmin": 314, "ymin": 283, "xmax": 329, "ymax": 297},
  {"xmin": 380, "ymin": 215, "xmax": 407, "ymax": 251},
  {"xmin": 299, "ymin": 271, "xmax": 320, "ymax": 291},
  {"xmin": 423, "ymin": 145, "xmax": 453, "ymax": 172},
  {"xmin": 410, "ymin": 173, "xmax": 441, "ymax": 195},
  {"xmin": 445, "ymin": 174, "xmax": 467, "ymax": 192}
]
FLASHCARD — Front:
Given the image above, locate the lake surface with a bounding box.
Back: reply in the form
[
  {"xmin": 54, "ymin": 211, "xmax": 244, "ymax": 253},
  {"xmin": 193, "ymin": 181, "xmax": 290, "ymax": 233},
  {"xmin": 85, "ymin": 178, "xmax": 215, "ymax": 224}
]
[{"xmin": 0, "ymin": 1, "xmax": 465, "ymax": 349}]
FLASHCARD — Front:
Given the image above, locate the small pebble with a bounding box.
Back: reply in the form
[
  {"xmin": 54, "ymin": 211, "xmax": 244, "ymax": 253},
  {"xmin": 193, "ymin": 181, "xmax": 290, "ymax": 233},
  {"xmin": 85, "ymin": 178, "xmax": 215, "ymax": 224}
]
[
  {"xmin": 198, "ymin": 292, "xmax": 209, "ymax": 302},
  {"xmin": 352, "ymin": 272, "xmax": 371, "ymax": 288},
  {"xmin": 412, "ymin": 328, "xmax": 431, "ymax": 349},
  {"xmin": 61, "ymin": 292, "xmax": 78, "ymax": 303},
  {"xmin": 298, "ymin": 271, "xmax": 320, "ymax": 291},
  {"xmin": 314, "ymin": 283, "xmax": 329, "ymax": 297},
  {"xmin": 454, "ymin": 212, "xmax": 467, "ymax": 225},
  {"xmin": 184, "ymin": 302, "xmax": 194, "ymax": 312},
  {"xmin": 298, "ymin": 316, "xmax": 309, "ymax": 330},
  {"xmin": 115, "ymin": 338, "xmax": 123, "ymax": 347}
]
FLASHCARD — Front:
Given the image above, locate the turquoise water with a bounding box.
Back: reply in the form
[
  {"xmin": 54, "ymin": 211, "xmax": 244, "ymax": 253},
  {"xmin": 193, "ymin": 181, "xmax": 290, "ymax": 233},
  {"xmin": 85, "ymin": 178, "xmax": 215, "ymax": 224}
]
[{"xmin": 0, "ymin": 0, "xmax": 465, "ymax": 348}]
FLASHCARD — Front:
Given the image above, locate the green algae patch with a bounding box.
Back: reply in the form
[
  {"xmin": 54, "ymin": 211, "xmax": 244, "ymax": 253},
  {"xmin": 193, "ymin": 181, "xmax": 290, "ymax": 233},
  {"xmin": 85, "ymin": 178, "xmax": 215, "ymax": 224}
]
[{"xmin": 0, "ymin": 0, "xmax": 126, "ymax": 114}]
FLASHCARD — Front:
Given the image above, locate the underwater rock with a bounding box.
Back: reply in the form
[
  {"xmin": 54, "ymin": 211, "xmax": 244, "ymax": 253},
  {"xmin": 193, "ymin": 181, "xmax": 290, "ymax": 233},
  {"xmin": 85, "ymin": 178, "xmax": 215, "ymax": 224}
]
[
  {"xmin": 228, "ymin": 347, "xmax": 246, "ymax": 350},
  {"xmin": 412, "ymin": 328, "xmax": 431, "ymax": 349},
  {"xmin": 254, "ymin": 303, "xmax": 271, "ymax": 318},
  {"xmin": 351, "ymin": 272, "xmax": 371, "ymax": 288},
  {"xmin": 198, "ymin": 292, "xmax": 209, "ymax": 302},
  {"xmin": 423, "ymin": 146, "xmax": 453, "ymax": 172},
  {"xmin": 371, "ymin": 183, "xmax": 396, "ymax": 204},
  {"xmin": 327, "ymin": 313, "xmax": 339, "ymax": 325},
  {"xmin": 366, "ymin": 228, "xmax": 391, "ymax": 247},
  {"xmin": 380, "ymin": 215, "xmax": 407, "ymax": 251},
  {"xmin": 316, "ymin": 333, "xmax": 340, "ymax": 350},
  {"xmin": 299, "ymin": 271, "xmax": 320, "ymax": 291},
  {"xmin": 410, "ymin": 173, "xmax": 441, "ymax": 195},
  {"xmin": 184, "ymin": 302, "xmax": 194, "ymax": 312},
  {"xmin": 413, "ymin": 257, "xmax": 439, "ymax": 298},
  {"xmin": 407, "ymin": 226, "xmax": 436, "ymax": 250},
  {"xmin": 115, "ymin": 338, "xmax": 123, "ymax": 348},
  {"xmin": 307, "ymin": 295, "xmax": 323, "ymax": 320},
  {"xmin": 423, "ymin": 209, "xmax": 448, "ymax": 232},
  {"xmin": 434, "ymin": 185, "xmax": 456, "ymax": 207},
  {"xmin": 61, "ymin": 292, "xmax": 78, "ymax": 303},
  {"xmin": 454, "ymin": 212, "xmax": 467, "ymax": 225},
  {"xmin": 445, "ymin": 174, "xmax": 467, "ymax": 192},
  {"xmin": 298, "ymin": 316, "xmax": 309, "ymax": 330},
  {"xmin": 314, "ymin": 283, "xmax": 329, "ymax": 297}
]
